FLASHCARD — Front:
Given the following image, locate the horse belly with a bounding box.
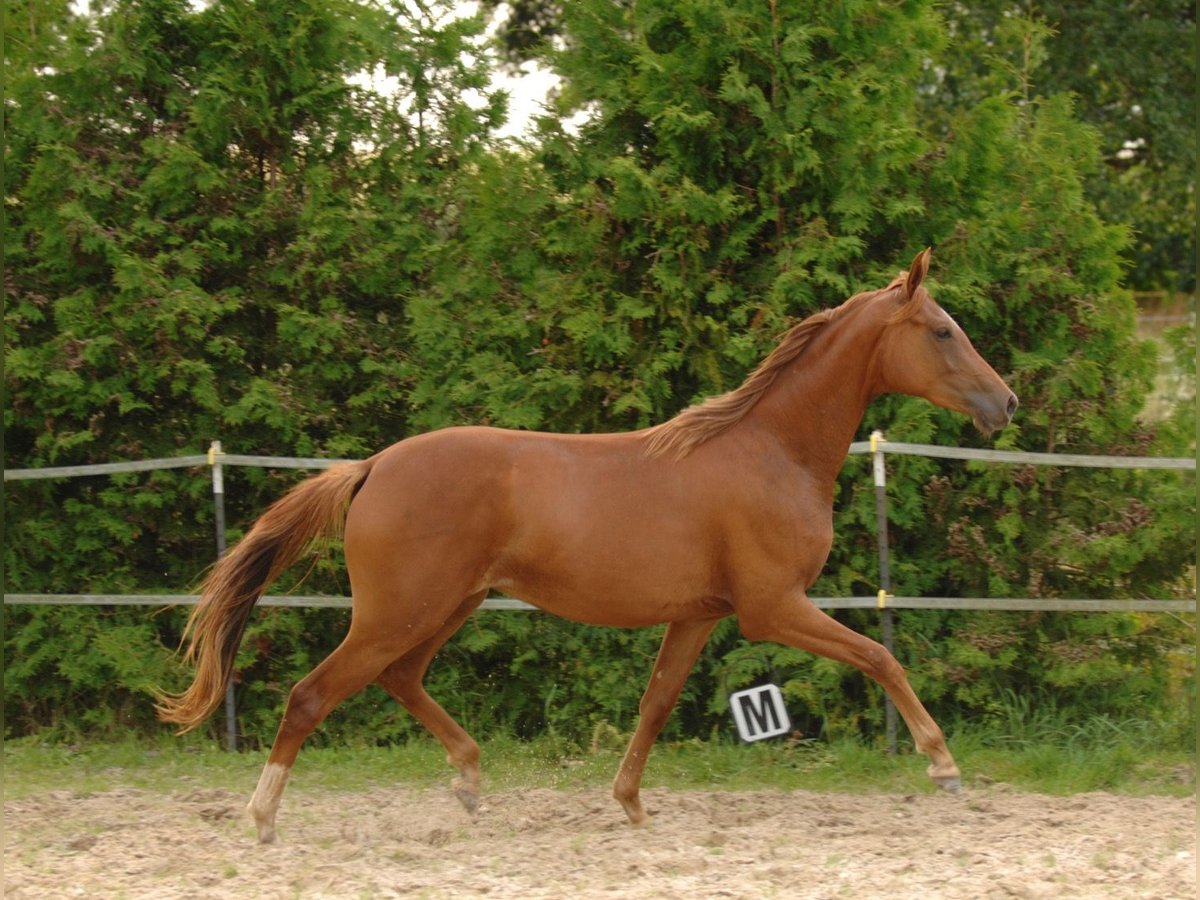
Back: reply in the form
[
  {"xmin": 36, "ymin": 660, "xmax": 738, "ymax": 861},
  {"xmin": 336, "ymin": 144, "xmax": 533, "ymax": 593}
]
[
  {"xmin": 498, "ymin": 565, "xmax": 727, "ymax": 628},
  {"xmin": 496, "ymin": 488, "xmax": 728, "ymax": 627}
]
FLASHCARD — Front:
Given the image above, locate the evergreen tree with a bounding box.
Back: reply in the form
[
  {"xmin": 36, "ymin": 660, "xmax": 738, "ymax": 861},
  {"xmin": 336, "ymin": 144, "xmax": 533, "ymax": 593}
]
[
  {"xmin": 406, "ymin": 0, "xmax": 949, "ymax": 431},
  {"xmin": 4, "ymin": 0, "xmax": 504, "ymax": 735},
  {"xmin": 932, "ymin": 0, "xmax": 1195, "ymax": 296}
]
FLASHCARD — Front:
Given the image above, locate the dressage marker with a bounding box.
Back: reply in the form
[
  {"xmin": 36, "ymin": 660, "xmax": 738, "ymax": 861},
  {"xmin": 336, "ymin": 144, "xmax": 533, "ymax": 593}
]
[
  {"xmin": 729, "ymin": 684, "xmax": 791, "ymax": 743},
  {"xmin": 158, "ymin": 250, "xmax": 1017, "ymax": 843}
]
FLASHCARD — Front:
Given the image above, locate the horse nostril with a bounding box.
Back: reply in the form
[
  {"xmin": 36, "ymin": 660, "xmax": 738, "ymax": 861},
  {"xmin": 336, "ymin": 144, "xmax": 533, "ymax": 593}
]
[{"xmin": 1006, "ymin": 393, "xmax": 1019, "ymax": 418}]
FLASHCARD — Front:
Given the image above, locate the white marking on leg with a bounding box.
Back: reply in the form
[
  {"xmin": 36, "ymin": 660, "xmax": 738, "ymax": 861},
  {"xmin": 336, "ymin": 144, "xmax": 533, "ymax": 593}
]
[{"xmin": 247, "ymin": 762, "xmax": 291, "ymax": 844}]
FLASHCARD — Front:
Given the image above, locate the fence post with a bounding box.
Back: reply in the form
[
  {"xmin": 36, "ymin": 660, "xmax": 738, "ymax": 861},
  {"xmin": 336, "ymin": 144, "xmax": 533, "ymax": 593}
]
[
  {"xmin": 209, "ymin": 440, "xmax": 237, "ymax": 752},
  {"xmin": 870, "ymin": 430, "xmax": 898, "ymax": 756}
]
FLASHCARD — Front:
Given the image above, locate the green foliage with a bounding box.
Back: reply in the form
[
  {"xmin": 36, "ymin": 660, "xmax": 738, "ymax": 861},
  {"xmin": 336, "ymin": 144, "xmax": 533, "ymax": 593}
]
[
  {"xmin": 4, "ymin": 0, "xmax": 1192, "ymax": 752},
  {"xmin": 4, "ymin": 0, "xmax": 503, "ymax": 737},
  {"xmin": 930, "ymin": 0, "xmax": 1195, "ymax": 296},
  {"xmin": 5, "ymin": 604, "xmax": 191, "ymax": 738}
]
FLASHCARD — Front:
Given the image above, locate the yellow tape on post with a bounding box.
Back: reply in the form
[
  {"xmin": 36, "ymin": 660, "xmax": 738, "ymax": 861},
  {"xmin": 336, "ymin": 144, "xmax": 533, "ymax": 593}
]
[{"xmin": 877, "ymin": 589, "xmax": 893, "ymax": 609}]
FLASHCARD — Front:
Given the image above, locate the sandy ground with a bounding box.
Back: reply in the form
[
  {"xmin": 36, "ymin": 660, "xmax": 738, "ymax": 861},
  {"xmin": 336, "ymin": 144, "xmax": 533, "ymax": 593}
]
[{"xmin": 5, "ymin": 778, "xmax": 1195, "ymax": 899}]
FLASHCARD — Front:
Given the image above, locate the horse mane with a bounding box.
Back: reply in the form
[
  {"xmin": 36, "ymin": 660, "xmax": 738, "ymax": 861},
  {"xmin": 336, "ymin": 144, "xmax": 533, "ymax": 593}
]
[{"xmin": 643, "ymin": 274, "xmax": 907, "ymax": 461}]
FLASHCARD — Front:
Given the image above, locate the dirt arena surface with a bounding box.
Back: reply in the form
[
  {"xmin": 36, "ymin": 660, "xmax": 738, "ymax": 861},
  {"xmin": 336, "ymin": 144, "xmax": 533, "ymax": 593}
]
[{"xmin": 5, "ymin": 780, "xmax": 1195, "ymax": 899}]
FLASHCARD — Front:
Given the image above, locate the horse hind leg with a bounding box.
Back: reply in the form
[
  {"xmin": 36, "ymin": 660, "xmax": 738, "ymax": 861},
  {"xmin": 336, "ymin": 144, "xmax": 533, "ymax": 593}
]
[
  {"xmin": 375, "ymin": 592, "xmax": 487, "ymax": 815},
  {"xmin": 247, "ymin": 629, "xmax": 410, "ymax": 844}
]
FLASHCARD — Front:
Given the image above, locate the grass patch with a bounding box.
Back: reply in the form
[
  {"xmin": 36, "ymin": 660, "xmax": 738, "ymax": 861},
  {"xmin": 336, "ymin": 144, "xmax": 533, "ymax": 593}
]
[
  {"xmin": 3, "ymin": 734, "xmax": 260, "ymax": 800},
  {"xmin": 4, "ymin": 728, "xmax": 1192, "ymax": 802}
]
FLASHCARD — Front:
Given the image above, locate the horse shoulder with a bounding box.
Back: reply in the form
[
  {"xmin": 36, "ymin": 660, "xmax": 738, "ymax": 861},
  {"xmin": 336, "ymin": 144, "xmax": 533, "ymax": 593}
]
[{"xmin": 700, "ymin": 448, "xmax": 836, "ymax": 601}]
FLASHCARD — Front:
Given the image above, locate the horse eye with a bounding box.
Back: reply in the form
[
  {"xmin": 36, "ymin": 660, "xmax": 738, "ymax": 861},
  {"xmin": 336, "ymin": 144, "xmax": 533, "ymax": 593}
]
[{"xmin": 934, "ymin": 327, "xmax": 952, "ymax": 341}]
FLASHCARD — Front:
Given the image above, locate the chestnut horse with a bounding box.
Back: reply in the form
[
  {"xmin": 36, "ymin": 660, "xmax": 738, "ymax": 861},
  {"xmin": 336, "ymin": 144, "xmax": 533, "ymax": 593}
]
[{"xmin": 158, "ymin": 249, "xmax": 1016, "ymax": 844}]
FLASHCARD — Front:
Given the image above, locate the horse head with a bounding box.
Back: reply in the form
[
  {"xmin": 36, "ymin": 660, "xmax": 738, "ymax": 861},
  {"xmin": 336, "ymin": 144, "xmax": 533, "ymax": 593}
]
[{"xmin": 875, "ymin": 249, "xmax": 1018, "ymax": 435}]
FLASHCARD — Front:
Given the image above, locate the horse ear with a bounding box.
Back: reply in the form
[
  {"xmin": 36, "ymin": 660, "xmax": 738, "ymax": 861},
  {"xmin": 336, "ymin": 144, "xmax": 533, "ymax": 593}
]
[{"xmin": 905, "ymin": 248, "xmax": 932, "ymax": 299}]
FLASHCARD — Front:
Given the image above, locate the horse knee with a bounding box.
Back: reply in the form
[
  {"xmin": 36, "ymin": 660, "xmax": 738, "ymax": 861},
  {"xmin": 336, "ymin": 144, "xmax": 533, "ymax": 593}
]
[{"xmin": 861, "ymin": 642, "xmax": 905, "ymax": 685}]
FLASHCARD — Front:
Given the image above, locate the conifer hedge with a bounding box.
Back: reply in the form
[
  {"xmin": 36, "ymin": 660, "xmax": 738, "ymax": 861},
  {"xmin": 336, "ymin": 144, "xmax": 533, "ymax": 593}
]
[{"xmin": 5, "ymin": 0, "xmax": 1193, "ymax": 747}]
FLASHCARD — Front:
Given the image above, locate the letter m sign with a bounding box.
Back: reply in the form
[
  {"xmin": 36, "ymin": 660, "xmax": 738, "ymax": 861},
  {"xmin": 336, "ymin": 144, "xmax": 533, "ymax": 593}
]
[{"xmin": 729, "ymin": 684, "xmax": 791, "ymax": 742}]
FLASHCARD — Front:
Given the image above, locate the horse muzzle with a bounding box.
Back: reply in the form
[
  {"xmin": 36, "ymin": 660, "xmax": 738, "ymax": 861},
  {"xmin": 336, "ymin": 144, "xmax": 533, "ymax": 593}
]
[{"xmin": 970, "ymin": 390, "xmax": 1018, "ymax": 436}]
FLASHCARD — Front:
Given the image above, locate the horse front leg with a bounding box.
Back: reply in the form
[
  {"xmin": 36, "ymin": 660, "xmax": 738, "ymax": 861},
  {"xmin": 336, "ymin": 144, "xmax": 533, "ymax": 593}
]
[
  {"xmin": 738, "ymin": 592, "xmax": 960, "ymax": 791},
  {"xmin": 613, "ymin": 618, "xmax": 719, "ymax": 825}
]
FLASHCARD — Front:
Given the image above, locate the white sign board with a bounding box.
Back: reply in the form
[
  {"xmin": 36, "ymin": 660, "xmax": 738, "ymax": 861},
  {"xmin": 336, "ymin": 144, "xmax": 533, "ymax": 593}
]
[{"xmin": 729, "ymin": 684, "xmax": 791, "ymax": 742}]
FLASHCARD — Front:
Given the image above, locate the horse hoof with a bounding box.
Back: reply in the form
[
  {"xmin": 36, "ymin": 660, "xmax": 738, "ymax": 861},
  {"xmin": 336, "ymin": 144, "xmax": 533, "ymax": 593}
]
[
  {"xmin": 454, "ymin": 786, "xmax": 481, "ymax": 815},
  {"xmin": 934, "ymin": 775, "xmax": 962, "ymax": 794}
]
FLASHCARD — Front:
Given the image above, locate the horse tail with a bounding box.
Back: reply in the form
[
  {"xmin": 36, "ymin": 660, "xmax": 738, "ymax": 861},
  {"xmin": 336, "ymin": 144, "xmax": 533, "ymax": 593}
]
[{"xmin": 156, "ymin": 458, "xmax": 376, "ymax": 732}]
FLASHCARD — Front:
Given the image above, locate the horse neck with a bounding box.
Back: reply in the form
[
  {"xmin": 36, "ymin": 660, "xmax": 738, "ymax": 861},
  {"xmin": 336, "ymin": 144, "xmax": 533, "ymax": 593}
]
[{"xmin": 745, "ymin": 300, "xmax": 886, "ymax": 480}]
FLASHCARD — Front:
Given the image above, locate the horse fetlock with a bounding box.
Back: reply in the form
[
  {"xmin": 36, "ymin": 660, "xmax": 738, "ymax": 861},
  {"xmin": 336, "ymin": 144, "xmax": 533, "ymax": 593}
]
[
  {"xmin": 620, "ymin": 800, "xmax": 651, "ymax": 827},
  {"xmin": 613, "ymin": 782, "xmax": 651, "ymax": 826}
]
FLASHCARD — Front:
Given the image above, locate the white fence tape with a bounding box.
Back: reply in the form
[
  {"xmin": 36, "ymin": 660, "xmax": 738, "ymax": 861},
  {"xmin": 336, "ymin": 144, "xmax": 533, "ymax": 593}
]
[{"xmin": 5, "ymin": 438, "xmax": 1195, "ymax": 614}]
